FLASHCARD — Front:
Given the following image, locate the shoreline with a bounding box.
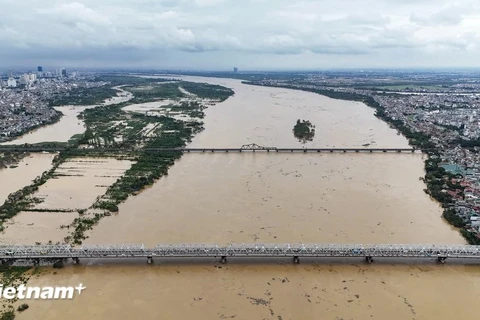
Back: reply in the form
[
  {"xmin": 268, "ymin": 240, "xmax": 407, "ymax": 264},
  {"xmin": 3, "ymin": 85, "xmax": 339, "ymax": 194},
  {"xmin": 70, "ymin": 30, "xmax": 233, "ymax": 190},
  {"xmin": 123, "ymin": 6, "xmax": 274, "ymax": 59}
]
[
  {"xmin": 244, "ymin": 81, "xmax": 476, "ymax": 244},
  {"xmin": 0, "ymin": 109, "xmax": 63, "ymax": 145}
]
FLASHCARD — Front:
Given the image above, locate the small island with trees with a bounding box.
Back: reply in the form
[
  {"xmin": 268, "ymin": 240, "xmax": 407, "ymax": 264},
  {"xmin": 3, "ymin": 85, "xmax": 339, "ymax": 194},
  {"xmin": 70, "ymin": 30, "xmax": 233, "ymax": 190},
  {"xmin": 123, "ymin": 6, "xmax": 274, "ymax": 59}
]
[{"xmin": 293, "ymin": 119, "xmax": 315, "ymax": 143}]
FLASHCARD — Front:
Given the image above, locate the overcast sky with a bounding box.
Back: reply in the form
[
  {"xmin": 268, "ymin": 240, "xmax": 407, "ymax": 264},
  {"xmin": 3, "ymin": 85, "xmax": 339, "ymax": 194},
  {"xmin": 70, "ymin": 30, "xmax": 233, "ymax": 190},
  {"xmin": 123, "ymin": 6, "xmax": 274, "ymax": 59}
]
[{"xmin": 1, "ymin": 0, "xmax": 480, "ymax": 70}]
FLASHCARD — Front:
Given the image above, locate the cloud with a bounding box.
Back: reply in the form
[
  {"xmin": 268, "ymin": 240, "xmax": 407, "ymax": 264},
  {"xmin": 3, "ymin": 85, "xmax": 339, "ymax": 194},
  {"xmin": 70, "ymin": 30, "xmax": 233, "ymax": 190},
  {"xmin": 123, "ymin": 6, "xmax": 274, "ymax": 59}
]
[{"xmin": 1, "ymin": 0, "xmax": 480, "ymax": 69}]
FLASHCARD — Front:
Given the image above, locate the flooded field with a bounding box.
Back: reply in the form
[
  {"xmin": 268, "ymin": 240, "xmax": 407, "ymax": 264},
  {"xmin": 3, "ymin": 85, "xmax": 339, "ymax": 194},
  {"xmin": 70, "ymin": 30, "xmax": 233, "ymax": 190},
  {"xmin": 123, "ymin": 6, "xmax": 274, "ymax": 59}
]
[
  {"xmin": 0, "ymin": 158, "xmax": 133, "ymax": 244},
  {"xmin": 1, "ymin": 87, "xmax": 132, "ymax": 145},
  {"xmin": 0, "ymin": 153, "xmax": 56, "ymax": 204},
  {"xmin": 33, "ymin": 158, "xmax": 132, "ymax": 211},
  {"xmin": 3, "ymin": 77, "xmax": 477, "ymax": 320}
]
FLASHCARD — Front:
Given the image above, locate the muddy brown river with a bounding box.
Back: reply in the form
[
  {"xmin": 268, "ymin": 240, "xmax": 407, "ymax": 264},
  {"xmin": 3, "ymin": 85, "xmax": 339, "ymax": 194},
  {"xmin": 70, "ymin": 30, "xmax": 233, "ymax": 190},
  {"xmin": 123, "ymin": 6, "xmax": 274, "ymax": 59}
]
[{"xmin": 6, "ymin": 77, "xmax": 479, "ymax": 319}]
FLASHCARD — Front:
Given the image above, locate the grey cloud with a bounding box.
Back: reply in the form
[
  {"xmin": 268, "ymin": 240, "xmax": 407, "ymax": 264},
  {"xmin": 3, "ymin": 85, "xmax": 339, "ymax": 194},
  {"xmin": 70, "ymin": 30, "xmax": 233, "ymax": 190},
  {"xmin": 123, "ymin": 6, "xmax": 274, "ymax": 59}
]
[{"xmin": 1, "ymin": 0, "xmax": 480, "ymax": 69}]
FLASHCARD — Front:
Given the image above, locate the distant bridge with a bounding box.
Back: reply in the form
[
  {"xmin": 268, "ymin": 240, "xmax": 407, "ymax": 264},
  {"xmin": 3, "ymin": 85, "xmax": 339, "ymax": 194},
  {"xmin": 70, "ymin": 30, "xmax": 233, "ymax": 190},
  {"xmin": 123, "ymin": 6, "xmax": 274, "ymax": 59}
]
[
  {"xmin": 0, "ymin": 143, "xmax": 420, "ymax": 154},
  {"xmin": 1, "ymin": 244, "xmax": 479, "ymax": 265}
]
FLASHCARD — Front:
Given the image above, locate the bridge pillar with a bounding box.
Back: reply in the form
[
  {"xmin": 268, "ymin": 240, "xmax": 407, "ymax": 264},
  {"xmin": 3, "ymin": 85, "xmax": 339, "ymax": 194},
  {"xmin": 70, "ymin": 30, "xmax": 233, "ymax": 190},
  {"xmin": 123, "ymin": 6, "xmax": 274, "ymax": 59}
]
[
  {"xmin": 33, "ymin": 259, "xmax": 40, "ymax": 266},
  {"xmin": 397, "ymin": 150, "xmax": 401, "ymax": 153},
  {"xmin": 355, "ymin": 150, "xmax": 359, "ymax": 153},
  {"xmin": 293, "ymin": 256, "xmax": 300, "ymax": 264},
  {"xmin": 383, "ymin": 150, "xmax": 387, "ymax": 153},
  {"xmin": 437, "ymin": 256, "xmax": 447, "ymax": 264},
  {"xmin": 365, "ymin": 256, "xmax": 374, "ymax": 264},
  {"xmin": 220, "ymin": 256, "xmax": 227, "ymax": 264},
  {"xmin": 72, "ymin": 257, "xmax": 80, "ymax": 265},
  {"xmin": 147, "ymin": 256, "xmax": 153, "ymax": 264}
]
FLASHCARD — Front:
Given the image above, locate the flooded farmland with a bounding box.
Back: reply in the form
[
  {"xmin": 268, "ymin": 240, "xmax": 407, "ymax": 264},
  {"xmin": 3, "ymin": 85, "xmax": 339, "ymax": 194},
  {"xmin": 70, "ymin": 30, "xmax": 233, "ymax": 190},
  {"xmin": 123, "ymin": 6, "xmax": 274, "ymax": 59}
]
[{"xmin": 4, "ymin": 77, "xmax": 479, "ymax": 320}]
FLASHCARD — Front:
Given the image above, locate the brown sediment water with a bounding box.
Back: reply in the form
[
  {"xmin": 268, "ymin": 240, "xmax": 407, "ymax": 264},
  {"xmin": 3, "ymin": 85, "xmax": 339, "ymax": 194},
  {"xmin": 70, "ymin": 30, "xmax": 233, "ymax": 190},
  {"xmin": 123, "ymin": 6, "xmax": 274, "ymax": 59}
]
[
  {"xmin": 0, "ymin": 158, "xmax": 133, "ymax": 244},
  {"xmin": 0, "ymin": 153, "xmax": 56, "ymax": 204},
  {"xmin": 16, "ymin": 262, "xmax": 480, "ymax": 320},
  {"xmin": 7, "ymin": 77, "xmax": 477, "ymax": 320},
  {"xmin": 1, "ymin": 87, "xmax": 133, "ymax": 145}
]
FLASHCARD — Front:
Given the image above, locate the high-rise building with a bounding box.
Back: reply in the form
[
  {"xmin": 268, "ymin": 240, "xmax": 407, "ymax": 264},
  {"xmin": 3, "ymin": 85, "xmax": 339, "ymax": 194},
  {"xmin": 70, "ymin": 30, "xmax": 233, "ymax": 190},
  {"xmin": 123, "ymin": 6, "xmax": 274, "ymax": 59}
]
[
  {"xmin": 7, "ymin": 78, "xmax": 17, "ymax": 88},
  {"xmin": 37, "ymin": 66, "xmax": 43, "ymax": 72},
  {"xmin": 233, "ymin": 67, "xmax": 238, "ymax": 73},
  {"xmin": 61, "ymin": 68, "xmax": 67, "ymax": 77}
]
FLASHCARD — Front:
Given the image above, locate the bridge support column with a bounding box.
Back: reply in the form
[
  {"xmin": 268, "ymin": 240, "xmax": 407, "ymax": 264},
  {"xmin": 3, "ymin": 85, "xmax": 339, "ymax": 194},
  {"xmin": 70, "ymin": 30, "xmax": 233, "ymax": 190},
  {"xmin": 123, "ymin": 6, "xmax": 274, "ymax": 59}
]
[
  {"xmin": 293, "ymin": 256, "xmax": 300, "ymax": 264},
  {"xmin": 33, "ymin": 259, "xmax": 40, "ymax": 266},
  {"xmin": 437, "ymin": 256, "xmax": 447, "ymax": 264},
  {"xmin": 220, "ymin": 256, "xmax": 227, "ymax": 264},
  {"xmin": 72, "ymin": 257, "xmax": 80, "ymax": 265},
  {"xmin": 365, "ymin": 256, "xmax": 374, "ymax": 264},
  {"xmin": 147, "ymin": 256, "xmax": 153, "ymax": 264}
]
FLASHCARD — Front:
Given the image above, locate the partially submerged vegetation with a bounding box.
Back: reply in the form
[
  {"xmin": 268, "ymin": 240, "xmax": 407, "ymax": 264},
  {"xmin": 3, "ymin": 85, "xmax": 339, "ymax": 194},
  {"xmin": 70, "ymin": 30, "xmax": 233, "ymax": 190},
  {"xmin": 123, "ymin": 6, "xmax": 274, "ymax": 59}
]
[
  {"xmin": 0, "ymin": 77, "xmax": 234, "ymax": 244},
  {"xmin": 0, "ymin": 152, "xmax": 27, "ymax": 169},
  {"xmin": 49, "ymin": 85, "xmax": 119, "ymax": 106},
  {"xmin": 0, "ymin": 156, "xmax": 64, "ymax": 231},
  {"xmin": 249, "ymin": 81, "xmax": 478, "ymax": 244},
  {"xmin": 293, "ymin": 119, "xmax": 315, "ymax": 143},
  {"xmin": 0, "ymin": 265, "xmax": 31, "ymax": 319}
]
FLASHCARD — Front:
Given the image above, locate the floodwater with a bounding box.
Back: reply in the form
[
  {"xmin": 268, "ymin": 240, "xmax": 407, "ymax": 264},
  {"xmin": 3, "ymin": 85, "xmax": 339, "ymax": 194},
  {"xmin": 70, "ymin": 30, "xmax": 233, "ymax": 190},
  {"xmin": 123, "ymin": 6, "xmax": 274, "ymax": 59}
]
[
  {"xmin": 9, "ymin": 77, "xmax": 480, "ymax": 320},
  {"xmin": 0, "ymin": 158, "xmax": 133, "ymax": 244},
  {"xmin": 1, "ymin": 87, "xmax": 132, "ymax": 145},
  {"xmin": 0, "ymin": 153, "xmax": 56, "ymax": 204}
]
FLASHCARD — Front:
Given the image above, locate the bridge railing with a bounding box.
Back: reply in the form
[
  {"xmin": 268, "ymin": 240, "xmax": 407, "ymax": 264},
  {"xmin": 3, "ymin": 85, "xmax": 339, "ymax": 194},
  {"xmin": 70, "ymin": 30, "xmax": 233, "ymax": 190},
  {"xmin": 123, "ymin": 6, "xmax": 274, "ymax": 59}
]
[{"xmin": 1, "ymin": 244, "xmax": 479, "ymax": 259}]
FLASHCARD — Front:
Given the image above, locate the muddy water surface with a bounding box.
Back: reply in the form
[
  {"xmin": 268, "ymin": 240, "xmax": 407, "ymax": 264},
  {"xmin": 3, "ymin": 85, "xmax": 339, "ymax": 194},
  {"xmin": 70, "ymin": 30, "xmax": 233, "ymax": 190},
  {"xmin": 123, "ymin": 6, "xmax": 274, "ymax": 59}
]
[
  {"xmin": 0, "ymin": 153, "xmax": 56, "ymax": 204},
  {"xmin": 18, "ymin": 262, "xmax": 480, "ymax": 320},
  {"xmin": 1, "ymin": 87, "xmax": 132, "ymax": 145},
  {"xmin": 8, "ymin": 77, "xmax": 478, "ymax": 320}
]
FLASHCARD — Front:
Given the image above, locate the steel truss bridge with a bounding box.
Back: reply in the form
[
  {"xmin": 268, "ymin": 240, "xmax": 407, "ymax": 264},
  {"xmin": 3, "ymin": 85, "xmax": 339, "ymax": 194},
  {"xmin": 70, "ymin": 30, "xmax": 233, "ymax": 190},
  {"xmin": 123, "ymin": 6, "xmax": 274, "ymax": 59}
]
[
  {"xmin": 1, "ymin": 244, "xmax": 479, "ymax": 265},
  {"xmin": 0, "ymin": 143, "xmax": 420, "ymax": 154}
]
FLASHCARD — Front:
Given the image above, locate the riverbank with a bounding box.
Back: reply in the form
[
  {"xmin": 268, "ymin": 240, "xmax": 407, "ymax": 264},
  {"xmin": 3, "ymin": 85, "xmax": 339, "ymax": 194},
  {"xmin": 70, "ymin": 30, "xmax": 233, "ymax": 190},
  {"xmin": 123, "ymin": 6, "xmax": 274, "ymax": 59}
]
[
  {"xmin": 0, "ymin": 79, "xmax": 235, "ymax": 246},
  {"xmin": 2, "ymin": 75, "xmax": 472, "ymax": 320},
  {"xmin": 246, "ymin": 81, "xmax": 476, "ymax": 244}
]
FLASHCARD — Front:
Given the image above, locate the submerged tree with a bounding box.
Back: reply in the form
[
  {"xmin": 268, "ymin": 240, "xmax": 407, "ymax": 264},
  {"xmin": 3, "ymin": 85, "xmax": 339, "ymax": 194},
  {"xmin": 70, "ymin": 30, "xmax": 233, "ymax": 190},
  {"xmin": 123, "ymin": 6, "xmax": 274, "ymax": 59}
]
[{"xmin": 293, "ymin": 119, "xmax": 315, "ymax": 143}]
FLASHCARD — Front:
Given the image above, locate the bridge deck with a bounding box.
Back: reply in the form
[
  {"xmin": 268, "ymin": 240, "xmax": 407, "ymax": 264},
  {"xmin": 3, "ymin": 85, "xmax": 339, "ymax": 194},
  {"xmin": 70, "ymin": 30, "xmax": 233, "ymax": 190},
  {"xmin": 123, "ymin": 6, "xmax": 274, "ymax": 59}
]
[
  {"xmin": 1, "ymin": 244, "xmax": 479, "ymax": 261},
  {"xmin": 0, "ymin": 147, "xmax": 419, "ymax": 153}
]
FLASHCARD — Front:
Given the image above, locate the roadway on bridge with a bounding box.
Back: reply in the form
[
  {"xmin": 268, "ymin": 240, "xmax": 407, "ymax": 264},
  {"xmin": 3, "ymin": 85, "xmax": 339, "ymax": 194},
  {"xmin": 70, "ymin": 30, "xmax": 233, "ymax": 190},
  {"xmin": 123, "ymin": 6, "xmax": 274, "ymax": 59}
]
[
  {"xmin": 0, "ymin": 143, "xmax": 420, "ymax": 154},
  {"xmin": 1, "ymin": 244, "xmax": 479, "ymax": 265}
]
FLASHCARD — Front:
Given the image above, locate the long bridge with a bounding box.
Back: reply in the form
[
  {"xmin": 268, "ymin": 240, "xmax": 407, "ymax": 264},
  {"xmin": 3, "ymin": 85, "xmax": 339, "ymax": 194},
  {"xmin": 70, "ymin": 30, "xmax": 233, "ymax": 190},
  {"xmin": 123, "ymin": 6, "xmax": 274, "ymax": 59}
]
[
  {"xmin": 0, "ymin": 144, "xmax": 421, "ymax": 154},
  {"xmin": 1, "ymin": 244, "xmax": 479, "ymax": 265}
]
